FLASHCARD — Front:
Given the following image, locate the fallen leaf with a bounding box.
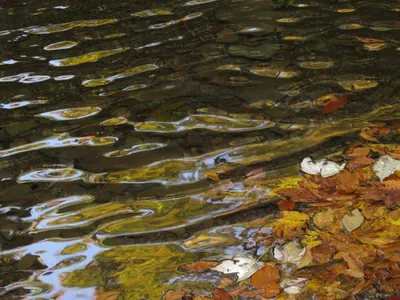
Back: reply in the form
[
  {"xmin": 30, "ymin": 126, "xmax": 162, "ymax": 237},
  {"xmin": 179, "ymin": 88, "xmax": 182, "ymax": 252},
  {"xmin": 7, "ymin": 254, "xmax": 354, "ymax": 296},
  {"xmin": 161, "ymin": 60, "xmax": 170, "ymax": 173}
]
[
  {"xmin": 373, "ymin": 155, "xmax": 400, "ymax": 181},
  {"xmin": 280, "ymin": 278, "xmax": 308, "ymax": 295},
  {"xmin": 274, "ymin": 242, "xmax": 306, "ymax": 264},
  {"xmin": 180, "ymin": 261, "xmax": 219, "ymax": 272},
  {"xmin": 95, "ymin": 291, "xmax": 120, "ymax": 300},
  {"xmin": 335, "ymin": 170, "xmax": 360, "ymax": 193},
  {"xmin": 278, "ymin": 199, "xmax": 296, "ymax": 211},
  {"xmin": 355, "ymin": 36, "xmax": 385, "ymax": 43},
  {"xmin": 211, "ymin": 255, "xmax": 263, "ymax": 282},
  {"xmin": 300, "ymin": 157, "xmax": 346, "ymax": 178},
  {"xmin": 342, "ymin": 209, "xmax": 364, "ymax": 232},
  {"xmin": 251, "ymin": 264, "xmax": 280, "ymax": 289},
  {"xmin": 260, "ymin": 283, "xmax": 282, "ymax": 298},
  {"xmin": 164, "ymin": 290, "xmax": 187, "ymax": 300},
  {"xmin": 212, "ymin": 288, "xmax": 232, "ymax": 300},
  {"xmin": 335, "ymin": 252, "xmax": 364, "ymax": 278},
  {"xmin": 322, "ymin": 96, "xmax": 348, "ymax": 114}
]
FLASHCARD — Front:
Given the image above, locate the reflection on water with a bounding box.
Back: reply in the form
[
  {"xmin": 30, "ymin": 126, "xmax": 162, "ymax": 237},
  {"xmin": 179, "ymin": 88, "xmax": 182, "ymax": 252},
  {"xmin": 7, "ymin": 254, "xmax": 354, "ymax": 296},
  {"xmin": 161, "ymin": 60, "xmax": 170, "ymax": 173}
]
[{"xmin": 1, "ymin": 0, "xmax": 400, "ymax": 298}]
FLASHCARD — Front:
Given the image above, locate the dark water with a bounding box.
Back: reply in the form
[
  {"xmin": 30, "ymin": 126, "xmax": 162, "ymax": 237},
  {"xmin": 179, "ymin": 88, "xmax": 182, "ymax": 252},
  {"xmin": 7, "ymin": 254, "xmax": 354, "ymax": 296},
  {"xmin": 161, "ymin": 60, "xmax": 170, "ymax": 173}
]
[{"xmin": 0, "ymin": 0, "xmax": 400, "ymax": 298}]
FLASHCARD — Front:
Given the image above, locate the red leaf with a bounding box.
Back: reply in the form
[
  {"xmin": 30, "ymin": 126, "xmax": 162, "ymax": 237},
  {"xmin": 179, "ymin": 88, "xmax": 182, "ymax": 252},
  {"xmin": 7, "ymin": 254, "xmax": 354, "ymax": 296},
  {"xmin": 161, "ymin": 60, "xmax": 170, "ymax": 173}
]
[
  {"xmin": 278, "ymin": 199, "xmax": 296, "ymax": 211},
  {"xmin": 322, "ymin": 96, "xmax": 348, "ymax": 114},
  {"xmin": 212, "ymin": 288, "xmax": 232, "ymax": 300}
]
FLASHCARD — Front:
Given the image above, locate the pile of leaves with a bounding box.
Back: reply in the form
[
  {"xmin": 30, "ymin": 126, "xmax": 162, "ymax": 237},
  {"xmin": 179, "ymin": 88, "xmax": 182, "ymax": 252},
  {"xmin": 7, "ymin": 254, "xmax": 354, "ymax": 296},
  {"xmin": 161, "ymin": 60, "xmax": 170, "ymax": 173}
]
[{"xmin": 164, "ymin": 132, "xmax": 400, "ymax": 299}]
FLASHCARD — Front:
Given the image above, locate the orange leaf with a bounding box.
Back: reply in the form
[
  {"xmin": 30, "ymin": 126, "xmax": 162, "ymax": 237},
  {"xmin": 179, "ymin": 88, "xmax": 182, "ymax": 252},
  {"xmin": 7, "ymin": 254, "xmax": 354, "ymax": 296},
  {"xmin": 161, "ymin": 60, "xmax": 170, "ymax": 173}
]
[
  {"xmin": 212, "ymin": 288, "xmax": 232, "ymax": 300},
  {"xmin": 261, "ymin": 283, "xmax": 282, "ymax": 298},
  {"xmin": 322, "ymin": 96, "xmax": 347, "ymax": 114},
  {"xmin": 251, "ymin": 264, "xmax": 280, "ymax": 289},
  {"xmin": 278, "ymin": 199, "xmax": 296, "ymax": 211},
  {"xmin": 180, "ymin": 261, "xmax": 219, "ymax": 272},
  {"xmin": 360, "ymin": 129, "xmax": 378, "ymax": 142},
  {"xmin": 208, "ymin": 173, "xmax": 220, "ymax": 181},
  {"xmin": 335, "ymin": 170, "xmax": 359, "ymax": 193}
]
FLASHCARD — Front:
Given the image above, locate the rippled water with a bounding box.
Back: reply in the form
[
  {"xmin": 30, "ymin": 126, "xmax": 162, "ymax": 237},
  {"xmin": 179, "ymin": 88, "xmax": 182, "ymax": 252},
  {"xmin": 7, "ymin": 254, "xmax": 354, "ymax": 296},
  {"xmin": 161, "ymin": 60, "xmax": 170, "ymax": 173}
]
[{"xmin": 1, "ymin": 0, "xmax": 400, "ymax": 298}]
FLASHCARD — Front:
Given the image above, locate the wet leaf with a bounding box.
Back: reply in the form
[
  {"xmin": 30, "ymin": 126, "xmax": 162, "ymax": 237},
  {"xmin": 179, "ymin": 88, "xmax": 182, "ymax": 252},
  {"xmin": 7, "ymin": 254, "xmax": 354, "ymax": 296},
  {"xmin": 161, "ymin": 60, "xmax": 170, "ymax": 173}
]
[
  {"xmin": 210, "ymin": 255, "xmax": 263, "ymax": 282},
  {"xmin": 373, "ymin": 155, "xmax": 400, "ymax": 181},
  {"xmin": 335, "ymin": 170, "xmax": 359, "ymax": 193},
  {"xmin": 260, "ymin": 283, "xmax": 282, "ymax": 298},
  {"xmin": 49, "ymin": 47, "xmax": 129, "ymax": 67},
  {"xmin": 339, "ymin": 80, "xmax": 378, "ymax": 91},
  {"xmin": 36, "ymin": 107, "xmax": 101, "ymax": 121},
  {"xmin": 364, "ymin": 43, "xmax": 386, "ymax": 51},
  {"xmin": 44, "ymin": 40, "xmax": 78, "ymax": 51},
  {"xmin": 212, "ymin": 288, "xmax": 232, "ymax": 300},
  {"xmin": 300, "ymin": 157, "xmax": 346, "ymax": 178},
  {"xmin": 164, "ymin": 290, "xmax": 187, "ymax": 300},
  {"xmin": 95, "ymin": 290, "xmax": 120, "ymax": 300},
  {"xmin": 355, "ymin": 36, "xmax": 385, "ymax": 43},
  {"xmin": 278, "ymin": 199, "xmax": 296, "ymax": 211},
  {"xmin": 100, "ymin": 117, "xmax": 128, "ymax": 126},
  {"xmin": 322, "ymin": 96, "xmax": 348, "ymax": 114},
  {"xmin": 274, "ymin": 242, "xmax": 306, "ymax": 264},
  {"xmin": 251, "ymin": 264, "xmax": 280, "ymax": 289},
  {"xmin": 180, "ymin": 260, "xmax": 219, "ymax": 272},
  {"xmin": 299, "ymin": 61, "xmax": 334, "ymax": 69},
  {"xmin": 342, "ymin": 209, "xmax": 364, "ymax": 232}
]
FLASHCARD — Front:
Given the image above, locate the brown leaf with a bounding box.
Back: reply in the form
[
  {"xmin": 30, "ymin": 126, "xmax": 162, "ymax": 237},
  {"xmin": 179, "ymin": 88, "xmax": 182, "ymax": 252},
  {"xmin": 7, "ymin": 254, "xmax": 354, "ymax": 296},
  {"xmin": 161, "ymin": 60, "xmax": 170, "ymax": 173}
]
[
  {"xmin": 335, "ymin": 170, "xmax": 360, "ymax": 193},
  {"xmin": 311, "ymin": 243, "xmax": 337, "ymax": 264},
  {"xmin": 335, "ymin": 252, "xmax": 364, "ymax": 278},
  {"xmin": 322, "ymin": 96, "xmax": 348, "ymax": 114},
  {"xmin": 212, "ymin": 288, "xmax": 232, "ymax": 300},
  {"xmin": 251, "ymin": 264, "xmax": 280, "ymax": 289},
  {"xmin": 180, "ymin": 261, "xmax": 219, "ymax": 272},
  {"xmin": 278, "ymin": 199, "xmax": 296, "ymax": 211}
]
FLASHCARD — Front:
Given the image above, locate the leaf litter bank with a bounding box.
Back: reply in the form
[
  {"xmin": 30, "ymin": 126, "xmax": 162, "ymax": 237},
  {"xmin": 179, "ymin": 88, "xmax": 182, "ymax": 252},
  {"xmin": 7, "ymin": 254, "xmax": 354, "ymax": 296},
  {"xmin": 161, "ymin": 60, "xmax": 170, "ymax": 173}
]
[{"xmin": 165, "ymin": 123, "xmax": 400, "ymax": 300}]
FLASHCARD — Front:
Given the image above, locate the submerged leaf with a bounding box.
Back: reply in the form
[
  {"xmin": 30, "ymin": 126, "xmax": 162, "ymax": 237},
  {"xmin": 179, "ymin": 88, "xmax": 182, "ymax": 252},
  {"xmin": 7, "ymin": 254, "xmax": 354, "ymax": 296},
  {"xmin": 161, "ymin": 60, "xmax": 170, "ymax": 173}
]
[
  {"xmin": 322, "ymin": 96, "xmax": 348, "ymax": 114},
  {"xmin": 274, "ymin": 242, "xmax": 306, "ymax": 264},
  {"xmin": 251, "ymin": 264, "xmax": 280, "ymax": 289},
  {"xmin": 212, "ymin": 288, "xmax": 232, "ymax": 300},
  {"xmin": 210, "ymin": 255, "xmax": 263, "ymax": 282}
]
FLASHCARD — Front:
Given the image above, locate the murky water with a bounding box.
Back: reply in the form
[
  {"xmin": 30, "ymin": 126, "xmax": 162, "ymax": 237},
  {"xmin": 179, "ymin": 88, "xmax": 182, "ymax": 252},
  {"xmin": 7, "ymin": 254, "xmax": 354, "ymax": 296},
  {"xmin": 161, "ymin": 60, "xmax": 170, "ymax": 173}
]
[{"xmin": 1, "ymin": 0, "xmax": 400, "ymax": 298}]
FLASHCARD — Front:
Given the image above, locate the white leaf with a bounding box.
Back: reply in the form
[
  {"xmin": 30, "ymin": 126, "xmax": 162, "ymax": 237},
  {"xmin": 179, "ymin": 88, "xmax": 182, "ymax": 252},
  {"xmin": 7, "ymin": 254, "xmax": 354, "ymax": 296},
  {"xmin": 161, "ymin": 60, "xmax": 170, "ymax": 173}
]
[
  {"xmin": 210, "ymin": 254, "xmax": 263, "ymax": 282},
  {"xmin": 300, "ymin": 157, "xmax": 345, "ymax": 178},
  {"xmin": 373, "ymin": 155, "xmax": 400, "ymax": 181}
]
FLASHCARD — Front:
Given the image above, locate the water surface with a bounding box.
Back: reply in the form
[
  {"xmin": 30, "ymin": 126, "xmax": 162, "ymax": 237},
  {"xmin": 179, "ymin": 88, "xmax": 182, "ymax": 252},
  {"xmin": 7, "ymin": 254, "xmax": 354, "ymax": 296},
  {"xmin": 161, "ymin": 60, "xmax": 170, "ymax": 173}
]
[{"xmin": 1, "ymin": 0, "xmax": 400, "ymax": 298}]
